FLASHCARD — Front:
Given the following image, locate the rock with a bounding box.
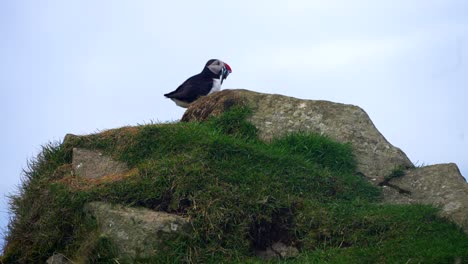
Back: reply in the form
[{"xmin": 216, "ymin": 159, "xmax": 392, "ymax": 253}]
[
  {"xmin": 63, "ymin": 133, "xmax": 81, "ymax": 146},
  {"xmin": 382, "ymin": 163, "xmax": 468, "ymax": 232},
  {"xmin": 271, "ymin": 242, "xmax": 299, "ymax": 258},
  {"xmin": 46, "ymin": 253, "xmax": 69, "ymax": 264},
  {"xmin": 255, "ymin": 242, "xmax": 299, "ymax": 260},
  {"xmin": 72, "ymin": 148, "xmax": 128, "ymax": 179},
  {"xmin": 84, "ymin": 202, "xmax": 190, "ymax": 260},
  {"xmin": 182, "ymin": 89, "xmax": 414, "ymax": 183}
]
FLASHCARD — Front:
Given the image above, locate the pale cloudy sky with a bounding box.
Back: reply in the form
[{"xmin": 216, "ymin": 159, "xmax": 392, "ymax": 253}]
[{"xmin": 1, "ymin": 0, "xmax": 467, "ymax": 250}]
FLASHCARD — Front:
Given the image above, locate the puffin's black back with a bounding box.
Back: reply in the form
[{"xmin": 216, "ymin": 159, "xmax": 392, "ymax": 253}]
[{"xmin": 164, "ymin": 63, "xmax": 219, "ymax": 104}]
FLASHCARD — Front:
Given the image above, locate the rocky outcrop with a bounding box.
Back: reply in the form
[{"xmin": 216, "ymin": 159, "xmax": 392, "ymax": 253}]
[
  {"xmin": 72, "ymin": 148, "xmax": 128, "ymax": 179},
  {"xmin": 63, "ymin": 89, "xmax": 468, "ymax": 238},
  {"xmin": 182, "ymin": 89, "xmax": 413, "ymax": 183},
  {"xmin": 84, "ymin": 202, "xmax": 191, "ymax": 260},
  {"xmin": 182, "ymin": 89, "xmax": 468, "ymax": 232},
  {"xmin": 382, "ymin": 163, "xmax": 468, "ymax": 232}
]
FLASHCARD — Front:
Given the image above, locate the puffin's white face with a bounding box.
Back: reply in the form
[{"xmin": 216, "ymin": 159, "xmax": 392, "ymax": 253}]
[{"xmin": 206, "ymin": 59, "xmax": 232, "ymax": 78}]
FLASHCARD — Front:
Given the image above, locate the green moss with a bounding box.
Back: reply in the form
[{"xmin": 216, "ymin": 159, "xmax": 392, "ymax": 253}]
[{"xmin": 2, "ymin": 107, "xmax": 468, "ymax": 263}]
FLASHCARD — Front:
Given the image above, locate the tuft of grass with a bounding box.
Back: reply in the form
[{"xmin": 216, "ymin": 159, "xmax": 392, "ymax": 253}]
[
  {"xmin": 271, "ymin": 133, "xmax": 356, "ymax": 174},
  {"xmin": 290, "ymin": 203, "xmax": 468, "ymax": 263},
  {"xmin": 383, "ymin": 165, "xmax": 406, "ymax": 182},
  {"xmin": 2, "ymin": 106, "xmax": 468, "ymax": 263},
  {"xmin": 206, "ymin": 106, "xmax": 258, "ymax": 140}
]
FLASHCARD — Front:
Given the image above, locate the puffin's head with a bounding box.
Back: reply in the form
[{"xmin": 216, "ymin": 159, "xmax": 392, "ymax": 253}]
[{"xmin": 205, "ymin": 59, "xmax": 232, "ymax": 80}]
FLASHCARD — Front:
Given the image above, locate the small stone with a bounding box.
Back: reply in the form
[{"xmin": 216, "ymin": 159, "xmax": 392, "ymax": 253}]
[
  {"xmin": 255, "ymin": 242, "xmax": 299, "ymax": 260},
  {"xmin": 271, "ymin": 242, "xmax": 299, "ymax": 258},
  {"xmin": 46, "ymin": 253, "xmax": 69, "ymax": 264},
  {"xmin": 72, "ymin": 148, "xmax": 128, "ymax": 179}
]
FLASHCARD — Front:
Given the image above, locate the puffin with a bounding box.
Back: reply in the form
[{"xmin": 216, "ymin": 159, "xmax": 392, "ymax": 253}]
[{"xmin": 164, "ymin": 59, "xmax": 232, "ymax": 108}]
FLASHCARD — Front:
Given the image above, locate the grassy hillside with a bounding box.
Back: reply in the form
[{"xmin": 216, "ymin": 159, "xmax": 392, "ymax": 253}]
[{"xmin": 2, "ymin": 107, "xmax": 468, "ymax": 263}]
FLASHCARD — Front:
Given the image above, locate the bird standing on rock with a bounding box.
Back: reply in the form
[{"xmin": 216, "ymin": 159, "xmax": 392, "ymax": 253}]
[{"xmin": 164, "ymin": 59, "xmax": 232, "ymax": 108}]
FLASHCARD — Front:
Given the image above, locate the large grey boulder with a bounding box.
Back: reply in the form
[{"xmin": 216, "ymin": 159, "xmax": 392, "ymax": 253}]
[
  {"xmin": 182, "ymin": 89, "xmax": 413, "ymax": 183},
  {"xmin": 382, "ymin": 163, "xmax": 468, "ymax": 232},
  {"xmin": 72, "ymin": 148, "xmax": 129, "ymax": 179},
  {"xmin": 84, "ymin": 202, "xmax": 191, "ymax": 260}
]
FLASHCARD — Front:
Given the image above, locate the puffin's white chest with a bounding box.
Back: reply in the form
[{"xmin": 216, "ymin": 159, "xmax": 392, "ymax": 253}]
[{"xmin": 209, "ymin": 78, "xmax": 222, "ymax": 94}]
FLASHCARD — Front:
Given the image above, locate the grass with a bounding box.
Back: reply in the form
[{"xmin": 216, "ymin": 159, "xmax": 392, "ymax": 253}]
[
  {"xmin": 383, "ymin": 165, "xmax": 406, "ymax": 182},
  {"xmin": 2, "ymin": 107, "xmax": 468, "ymax": 263}
]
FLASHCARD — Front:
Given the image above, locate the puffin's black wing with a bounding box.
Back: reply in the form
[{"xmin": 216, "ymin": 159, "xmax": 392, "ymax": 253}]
[{"xmin": 164, "ymin": 74, "xmax": 213, "ymax": 103}]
